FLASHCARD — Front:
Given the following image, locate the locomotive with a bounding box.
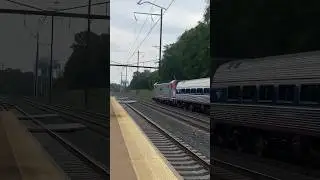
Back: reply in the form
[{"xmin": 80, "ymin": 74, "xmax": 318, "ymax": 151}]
[
  {"xmin": 212, "ymin": 51, "xmax": 320, "ymax": 166},
  {"xmin": 153, "ymin": 78, "xmax": 210, "ymax": 113}
]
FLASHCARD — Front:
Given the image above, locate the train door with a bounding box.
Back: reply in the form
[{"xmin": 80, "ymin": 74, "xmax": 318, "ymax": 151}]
[{"xmin": 171, "ymin": 80, "xmax": 177, "ymax": 98}]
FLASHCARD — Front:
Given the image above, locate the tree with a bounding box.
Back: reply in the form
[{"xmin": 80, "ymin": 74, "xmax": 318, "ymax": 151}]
[
  {"xmin": 110, "ymin": 83, "xmax": 121, "ymax": 92},
  {"xmin": 212, "ymin": 0, "xmax": 320, "ymax": 60},
  {"xmin": 63, "ymin": 31, "xmax": 109, "ymax": 89},
  {"xmin": 129, "ymin": 70, "xmax": 159, "ymax": 89},
  {"xmin": 160, "ymin": 21, "xmax": 209, "ymax": 81}
]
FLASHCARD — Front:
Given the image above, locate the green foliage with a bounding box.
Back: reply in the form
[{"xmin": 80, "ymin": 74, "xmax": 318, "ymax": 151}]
[
  {"xmin": 63, "ymin": 31, "xmax": 109, "ymax": 90},
  {"xmin": 130, "ymin": 4, "xmax": 210, "ymax": 89},
  {"xmin": 129, "ymin": 70, "xmax": 159, "ymax": 90},
  {"xmin": 160, "ymin": 22, "xmax": 209, "ymax": 81},
  {"xmin": 212, "ymin": 0, "xmax": 320, "ymax": 60},
  {"xmin": 110, "ymin": 83, "xmax": 121, "ymax": 92}
]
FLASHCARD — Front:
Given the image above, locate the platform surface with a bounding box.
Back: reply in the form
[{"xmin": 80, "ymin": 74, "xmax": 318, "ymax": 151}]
[
  {"xmin": 0, "ymin": 111, "xmax": 69, "ymax": 180},
  {"xmin": 110, "ymin": 96, "xmax": 182, "ymax": 180}
]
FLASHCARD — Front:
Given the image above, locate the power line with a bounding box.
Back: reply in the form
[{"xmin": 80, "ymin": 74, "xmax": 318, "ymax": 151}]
[
  {"xmin": 5, "ymin": 0, "xmax": 109, "ymax": 33},
  {"xmin": 0, "ymin": 8, "xmax": 109, "ymax": 19},
  {"xmin": 56, "ymin": 1, "xmax": 109, "ymax": 11},
  {"xmin": 111, "ymin": 59, "xmax": 157, "ymax": 66},
  {"xmin": 5, "ymin": 0, "xmax": 109, "ymax": 11},
  {"xmin": 110, "ymin": 64, "xmax": 158, "ymax": 69},
  {"xmin": 126, "ymin": 0, "xmax": 176, "ymax": 63},
  {"xmin": 126, "ymin": 0, "xmax": 157, "ymax": 62},
  {"xmin": 111, "ymin": 60, "xmax": 122, "ymax": 64},
  {"xmin": 4, "ymin": 0, "xmax": 43, "ymax": 10},
  {"xmin": 128, "ymin": 59, "xmax": 158, "ymax": 65}
]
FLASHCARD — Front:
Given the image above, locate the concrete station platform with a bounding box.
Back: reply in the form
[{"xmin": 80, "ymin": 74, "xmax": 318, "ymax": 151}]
[
  {"xmin": 0, "ymin": 111, "xmax": 69, "ymax": 180},
  {"xmin": 110, "ymin": 96, "xmax": 183, "ymax": 180}
]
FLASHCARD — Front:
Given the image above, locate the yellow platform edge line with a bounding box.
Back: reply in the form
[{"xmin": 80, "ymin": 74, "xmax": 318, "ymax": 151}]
[
  {"xmin": 0, "ymin": 111, "xmax": 69, "ymax": 180},
  {"xmin": 110, "ymin": 97, "xmax": 183, "ymax": 180}
]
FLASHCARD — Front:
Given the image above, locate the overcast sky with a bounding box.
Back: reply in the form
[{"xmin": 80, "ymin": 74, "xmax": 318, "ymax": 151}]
[
  {"xmin": 0, "ymin": 0, "xmax": 109, "ymax": 72},
  {"xmin": 110, "ymin": 0, "xmax": 207, "ymax": 85}
]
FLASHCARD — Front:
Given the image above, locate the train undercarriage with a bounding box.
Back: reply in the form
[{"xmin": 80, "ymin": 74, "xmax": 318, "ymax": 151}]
[
  {"xmin": 152, "ymin": 98, "xmax": 210, "ymax": 114},
  {"xmin": 213, "ymin": 122, "xmax": 320, "ymax": 169}
]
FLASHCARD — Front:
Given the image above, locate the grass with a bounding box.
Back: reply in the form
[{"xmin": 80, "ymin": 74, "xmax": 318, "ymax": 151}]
[{"xmin": 126, "ymin": 89, "xmax": 153, "ymax": 101}]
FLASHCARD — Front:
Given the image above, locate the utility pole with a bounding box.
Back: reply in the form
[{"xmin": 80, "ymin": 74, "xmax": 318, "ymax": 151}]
[
  {"xmin": 159, "ymin": 8, "xmax": 163, "ymax": 76},
  {"xmin": 136, "ymin": 1, "xmax": 166, "ymax": 76},
  {"xmin": 125, "ymin": 66, "xmax": 128, "ymax": 89},
  {"xmin": 49, "ymin": 16, "xmax": 54, "ymax": 103},
  {"xmin": 84, "ymin": 0, "xmax": 92, "ymax": 108},
  {"xmin": 137, "ymin": 50, "xmax": 140, "ymax": 72},
  {"xmin": 120, "ymin": 71, "xmax": 123, "ymax": 90},
  {"xmin": 34, "ymin": 32, "xmax": 39, "ymax": 97}
]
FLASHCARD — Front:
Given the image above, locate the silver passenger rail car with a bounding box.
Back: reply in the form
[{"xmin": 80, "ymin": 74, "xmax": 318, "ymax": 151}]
[
  {"xmin": 176, "ymin": 78, "xmax": 210, "ymax": 113},
  {"xmin": 211, "ymin": 51, "xmax": 320, "ymax": 166}
]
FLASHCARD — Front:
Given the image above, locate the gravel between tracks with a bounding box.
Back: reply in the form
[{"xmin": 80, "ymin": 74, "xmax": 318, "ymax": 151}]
[
  {"xmin": 12, "ymin": 99, "xmax": 109, "ymax": 168},
  {"xmin": 130, "ymin": 102, "xmax": 210, "ymax": 158},
  {"xmin": 142, "ymin": 100, "xmax": 210, "ymax": 121},
  {"xmin": 123, "ymin": 105, "xmax": 211, "ymax": 180},
  {"xmin": 33, "ymin": 132, "xmax": 107, "ymax": 180}
]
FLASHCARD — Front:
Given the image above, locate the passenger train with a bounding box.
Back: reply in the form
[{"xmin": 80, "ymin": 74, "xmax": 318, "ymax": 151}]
[
  {"xmin": 212, "ymin": 51, "xmax": 320, "ymax": 167},
  {"xmin": 152, "ymin": 78, "xmax": 210, "ymax": 113}
]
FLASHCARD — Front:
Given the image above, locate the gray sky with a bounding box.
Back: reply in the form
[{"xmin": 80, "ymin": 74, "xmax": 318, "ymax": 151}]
[
  {"xmin": 0, "ymin": 0, "xmax": 109, "ymax": 72},
  {"xmin": 110, "ymin": 0, "xmax": 207, "ymax": 85}
]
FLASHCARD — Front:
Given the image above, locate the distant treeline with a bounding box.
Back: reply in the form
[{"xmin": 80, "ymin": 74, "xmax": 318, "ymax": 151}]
[
  {"xmin": 0, "ymin": 69, "xmax": 33, "ymax": 95},
  {"xmin": 1, "ymin": 31, "xmax": 110, "ymax": 97}
]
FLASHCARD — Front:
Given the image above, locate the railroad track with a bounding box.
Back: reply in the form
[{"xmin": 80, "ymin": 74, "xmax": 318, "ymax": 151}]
[
  {"xmin": 121, "ymin": 98, "xmax": 286, "ymax": 180},
  {"xmin": 143, "ymin": 100, "xmax": 209, "ymax": 121},
  {"xmin": 22, "ymin": 97, "xmax": 109, "ymax": 137},
  {"xmin": 138, "ymin": 101, "xmax": 210, "ymax": 132},
  {"xmin": 116, "ymin": 95, "xmax": 210, "ymax": 132},
  {"xmin": 125, "ymin": 102, "xmax": 276, "ymax": 180},
  {"xmin": 51, "ymin": 103, "xmax": 108, "ymax": 124},
  {"xmin": 124, "ymin": 103, "xmax": 211, "ymax": 179},
  {"xmin": 2, "ymin": 100, "xmax": 109, "ymax": 180},
  {"xmin": 0, "ymin": 98, "xmax": 14, "ymax": 111}
]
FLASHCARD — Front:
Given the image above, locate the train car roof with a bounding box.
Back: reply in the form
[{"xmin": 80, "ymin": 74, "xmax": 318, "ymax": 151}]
[
  {"xmin": 154, "ymin": 80, "xmax": 177, "ymax": 86},
  {"xmin": 213, "ymin": 51, "xmax": 320, "ymax": 86},
  {"xmin": 177, "ymin": 78, "xmax": 210, "ymax": 89}
]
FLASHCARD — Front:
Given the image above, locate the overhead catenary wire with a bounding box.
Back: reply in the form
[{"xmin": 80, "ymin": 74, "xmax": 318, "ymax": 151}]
[
  {"xmin": 126, "ymin": 0, "xmax": 176, "ymax": 63},
  {"xmin": 126, "ymin": 0, "xmax": 157, "ymax": 62},
  {"xmin": 5, "ymin": 0, "xmax": 109, "ymax": 34},
  {"xmin": 4, "ymin": 0, "xmax": 43, "ymax": 10},
  {"xmin": 112, "ymin": 0, "xmax": 176, "ymax": 85}
]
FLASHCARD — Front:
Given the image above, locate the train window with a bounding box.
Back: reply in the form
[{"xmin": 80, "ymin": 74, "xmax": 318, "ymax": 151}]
[
  {"xmin": 197, "ymin": 88, "xmax": 203, "ymax": 94},
  {"xmin": 181, "ymin": 89, "xmax": 186, "ymax": 94},
  {"xmin": 176, "ymin": 89, "xmax": 180, "ymax": 94},
  {"xmin": 204, "ymin": 88, "xmax": 210, "ymax": 94},
  {"xmin": 186, "ymin": 88, "xmax": 191, "ymax": 93},
  {"xmin": 191, "ymin": 88, "xmax": 196, "ymax": 94},
  {"xmin": 278, "ymin": 85, "xmax": 295, "ymax": 102},
  {"xmin": 242, "ymin": 86, "xmax": 257, "ymax": 101},
  {"xmin": 300, "ymin": 84, "xmax": 320, "ymax": 103},
  {"xmin": 259, "ymin": 85, "xmax": 274, "ymax": 101},
  {"xmin": 228, "ymin": 86, "xmax": 240, "ymax": 100},
  {"xmin": 213, "ymin": 88, "xmax": 227, "ymax": 102}
]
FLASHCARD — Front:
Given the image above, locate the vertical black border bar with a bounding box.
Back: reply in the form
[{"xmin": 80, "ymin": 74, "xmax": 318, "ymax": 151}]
[
  {"xmin": 106, "ymin": 1, "xmax": 111, "ymax": 175},
  {"xmin": 210, "ymin": 0, "xmax": 215, "ymax": 178},
  {"xmin": 210, "ymin": 0, "xmax": 222, "ymax": 178}
]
